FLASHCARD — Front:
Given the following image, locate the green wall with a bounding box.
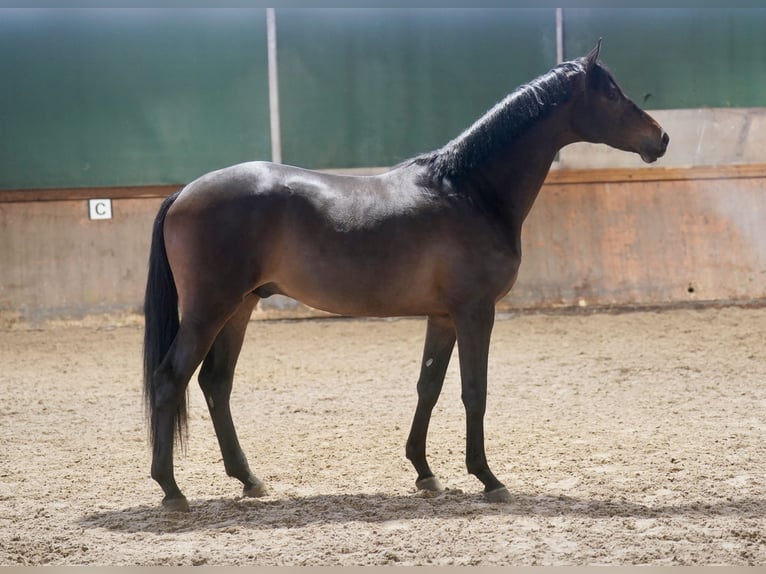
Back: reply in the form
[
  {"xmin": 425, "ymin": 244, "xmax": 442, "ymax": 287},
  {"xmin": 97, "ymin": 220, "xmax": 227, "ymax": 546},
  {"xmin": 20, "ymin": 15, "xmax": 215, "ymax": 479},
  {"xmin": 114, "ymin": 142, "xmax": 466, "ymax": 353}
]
[
  {"xmin": 0, "ymin": 9, "xmax": 270, "ymax": 189},
  {"xmin": 277, "ymin": 8, "xmax": 556, "ymax": 169},
  {"xmin": 565, "ymin": 8, "xmax": 766, "ymax": 110},
  {"xmin": 1, "ymin": 8, "xmax": 764, "ymax": 190}
]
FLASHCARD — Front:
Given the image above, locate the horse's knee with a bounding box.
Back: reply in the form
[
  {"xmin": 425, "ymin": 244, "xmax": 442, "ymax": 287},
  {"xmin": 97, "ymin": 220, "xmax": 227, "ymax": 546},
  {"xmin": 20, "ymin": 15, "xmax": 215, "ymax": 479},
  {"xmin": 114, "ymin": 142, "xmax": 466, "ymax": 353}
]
[{"xmin": 416, "ymin": 375, "xmax": 444, "ymax": 405}]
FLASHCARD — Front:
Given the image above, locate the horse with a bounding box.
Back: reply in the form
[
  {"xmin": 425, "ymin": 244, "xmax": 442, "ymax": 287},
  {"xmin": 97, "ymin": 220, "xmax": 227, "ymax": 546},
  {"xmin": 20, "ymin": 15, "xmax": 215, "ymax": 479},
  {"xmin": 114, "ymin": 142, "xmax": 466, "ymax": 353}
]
[{"xmin": 143, "ymin": 41, "xmax": 668, "ymax": 511}]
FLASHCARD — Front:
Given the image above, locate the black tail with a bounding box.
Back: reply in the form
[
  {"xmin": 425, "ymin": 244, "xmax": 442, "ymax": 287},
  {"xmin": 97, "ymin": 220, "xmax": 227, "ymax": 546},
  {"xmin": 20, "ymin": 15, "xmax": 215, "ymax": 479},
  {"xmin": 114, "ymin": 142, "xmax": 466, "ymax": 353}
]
[{"xmin": 143, "ymin": 191, "xmax": 185, "ymax": 447}]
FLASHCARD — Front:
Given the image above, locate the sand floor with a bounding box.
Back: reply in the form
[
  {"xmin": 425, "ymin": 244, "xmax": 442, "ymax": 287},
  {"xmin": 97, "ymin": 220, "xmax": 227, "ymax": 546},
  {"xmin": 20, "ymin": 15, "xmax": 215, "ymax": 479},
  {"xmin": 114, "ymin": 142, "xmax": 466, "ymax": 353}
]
[{"xmin": 1, "ymin": 306, "xmax": 764, "ymax": 565}]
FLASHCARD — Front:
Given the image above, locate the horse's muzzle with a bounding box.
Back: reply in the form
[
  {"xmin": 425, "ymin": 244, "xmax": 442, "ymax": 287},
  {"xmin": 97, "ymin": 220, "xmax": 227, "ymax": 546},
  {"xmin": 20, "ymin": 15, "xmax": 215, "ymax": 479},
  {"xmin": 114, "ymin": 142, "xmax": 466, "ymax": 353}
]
[{"xmin": 640, "ymin": 130, "xmax": 669, "ymax": 163}]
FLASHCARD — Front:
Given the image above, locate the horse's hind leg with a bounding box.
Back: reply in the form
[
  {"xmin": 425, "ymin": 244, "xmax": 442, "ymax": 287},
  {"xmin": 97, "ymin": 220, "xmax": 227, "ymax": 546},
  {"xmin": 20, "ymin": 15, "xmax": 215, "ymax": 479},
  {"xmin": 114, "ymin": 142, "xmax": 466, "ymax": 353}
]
[
  {"xmin": 198, "ymin": 295, "xmax": 266, "ymax": 498},
  {"xmin": 151, "ymin": 315, "xmax": 227, "ymax": 511},
  {"xmin": 406, "ymin": 315, "xmax": 456, "ymax": 492}
]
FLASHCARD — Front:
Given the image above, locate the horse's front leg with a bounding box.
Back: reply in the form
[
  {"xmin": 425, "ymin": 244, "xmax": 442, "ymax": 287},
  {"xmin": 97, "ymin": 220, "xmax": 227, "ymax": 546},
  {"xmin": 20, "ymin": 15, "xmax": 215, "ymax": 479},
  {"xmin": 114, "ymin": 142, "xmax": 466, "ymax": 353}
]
[
  {"xmin": 453, "ymin": 304, "xmax": 512, "ymax": 502},
  {"xmin": 406, "ymin": 314, "xmax": 456, "ymax": 492}
]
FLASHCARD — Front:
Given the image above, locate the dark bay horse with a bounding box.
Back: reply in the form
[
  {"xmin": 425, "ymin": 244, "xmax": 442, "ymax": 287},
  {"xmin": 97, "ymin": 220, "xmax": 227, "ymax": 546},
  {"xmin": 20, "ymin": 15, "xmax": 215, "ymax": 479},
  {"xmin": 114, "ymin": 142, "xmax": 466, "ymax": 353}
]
[{"xmin": 144, "ymin": 41, "xmax": 668, "ymax": 511}]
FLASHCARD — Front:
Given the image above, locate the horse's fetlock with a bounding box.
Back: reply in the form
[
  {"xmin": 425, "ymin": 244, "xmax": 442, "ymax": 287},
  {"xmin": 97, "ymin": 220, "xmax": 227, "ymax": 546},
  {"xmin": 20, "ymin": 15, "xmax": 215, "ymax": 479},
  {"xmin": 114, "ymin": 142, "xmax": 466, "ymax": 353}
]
[
  {"xmin": 150, "ymin": 465, "xmax": 169, "ymax": 484},
  {"xmin": 466, "ymin": 454, "xmax": 489, "ymax": 477}
]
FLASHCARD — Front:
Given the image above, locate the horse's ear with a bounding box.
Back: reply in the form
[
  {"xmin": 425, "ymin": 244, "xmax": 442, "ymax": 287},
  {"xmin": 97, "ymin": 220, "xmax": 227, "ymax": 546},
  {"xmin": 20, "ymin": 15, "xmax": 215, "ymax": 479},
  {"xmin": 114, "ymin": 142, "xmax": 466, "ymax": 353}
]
[{"xmin": 585, "ymin": 38, "xmax": 603, "ymax": 74}]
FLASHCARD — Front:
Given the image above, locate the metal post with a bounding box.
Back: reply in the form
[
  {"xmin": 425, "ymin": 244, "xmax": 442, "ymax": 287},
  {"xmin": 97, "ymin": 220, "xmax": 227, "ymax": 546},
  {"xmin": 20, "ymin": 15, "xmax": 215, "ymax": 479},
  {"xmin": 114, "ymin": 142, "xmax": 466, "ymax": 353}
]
[
  {"xmin": 267, "ymin": 8, "xmax": 282, "ymax": 164},
  {"xmin": 556, "ymin": 8, "xmax": 564, "ymax": 64}
]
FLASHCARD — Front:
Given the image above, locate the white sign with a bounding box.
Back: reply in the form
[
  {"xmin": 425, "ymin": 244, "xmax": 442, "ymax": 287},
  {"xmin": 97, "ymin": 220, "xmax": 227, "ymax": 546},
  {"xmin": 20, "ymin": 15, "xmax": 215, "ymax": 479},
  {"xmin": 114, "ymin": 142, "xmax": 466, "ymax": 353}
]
[{"xmin": 88, "ymin": 198, "xmax": 112, "ymax": 220}]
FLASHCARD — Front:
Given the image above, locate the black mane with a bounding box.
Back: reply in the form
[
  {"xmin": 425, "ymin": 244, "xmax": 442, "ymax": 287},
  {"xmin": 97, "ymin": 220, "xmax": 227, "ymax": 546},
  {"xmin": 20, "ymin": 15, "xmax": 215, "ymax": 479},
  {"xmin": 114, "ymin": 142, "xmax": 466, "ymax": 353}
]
[{"xmin": 412, "ymin": 59, "xmax": 585, "ymax": 182}]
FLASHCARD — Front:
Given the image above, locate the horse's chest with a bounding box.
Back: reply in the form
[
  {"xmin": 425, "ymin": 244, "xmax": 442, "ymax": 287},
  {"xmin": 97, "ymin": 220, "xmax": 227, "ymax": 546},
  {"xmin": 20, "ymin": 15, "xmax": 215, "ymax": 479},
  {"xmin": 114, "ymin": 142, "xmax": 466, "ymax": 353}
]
[
  {"xmin": 493, "ymin": 255, "xmax": 522, "ymax": 301},
  {"xmin": 451, "ymin": 244, "xmax": 520, "ymax": 302},
  {"xmin": 495, "ymin": 268, "xmax": 520, "ymax": 302}
]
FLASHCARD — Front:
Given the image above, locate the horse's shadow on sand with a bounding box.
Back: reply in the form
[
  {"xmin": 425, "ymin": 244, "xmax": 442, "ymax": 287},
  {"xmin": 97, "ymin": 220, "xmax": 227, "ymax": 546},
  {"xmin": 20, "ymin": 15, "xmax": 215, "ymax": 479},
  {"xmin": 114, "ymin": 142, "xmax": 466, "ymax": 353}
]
[{"xmin": 79, "ymin": 490, "xmax": 764, "ymax": 534}]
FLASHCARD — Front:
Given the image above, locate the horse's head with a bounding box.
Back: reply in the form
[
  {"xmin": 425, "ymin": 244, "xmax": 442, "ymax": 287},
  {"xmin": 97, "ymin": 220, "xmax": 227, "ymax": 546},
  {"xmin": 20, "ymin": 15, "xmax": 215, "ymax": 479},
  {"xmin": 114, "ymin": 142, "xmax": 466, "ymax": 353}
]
[{"xmin": 571, "ymin": 40, "xmax": 669, "ymax": 163}]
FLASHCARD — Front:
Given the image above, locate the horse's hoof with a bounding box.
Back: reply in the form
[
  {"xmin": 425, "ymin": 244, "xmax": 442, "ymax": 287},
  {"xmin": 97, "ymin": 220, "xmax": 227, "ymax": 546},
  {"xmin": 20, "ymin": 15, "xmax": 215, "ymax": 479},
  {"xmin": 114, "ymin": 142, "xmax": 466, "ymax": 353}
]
[
  {"xmin": 484, "ymin": 486, "xmax": 512, "ymax": 503},
  {"xmin": 243, "ymin": 479, "xmax": 267, "ymax": 498},
  {"xmin": 416, "ymin": 476, "xmax": 445, "ymax": 492},
  {"xmin": 162, "ymin": 495, "xmax": 190, "ymax": 512}
]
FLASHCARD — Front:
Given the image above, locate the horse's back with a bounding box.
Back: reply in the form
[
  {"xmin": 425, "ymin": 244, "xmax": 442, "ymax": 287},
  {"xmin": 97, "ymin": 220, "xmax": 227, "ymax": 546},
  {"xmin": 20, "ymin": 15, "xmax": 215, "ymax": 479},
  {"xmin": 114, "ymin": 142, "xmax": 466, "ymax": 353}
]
[{"xmin": 163, "ymin": 161, "xmax": 443, "ymax": 314}]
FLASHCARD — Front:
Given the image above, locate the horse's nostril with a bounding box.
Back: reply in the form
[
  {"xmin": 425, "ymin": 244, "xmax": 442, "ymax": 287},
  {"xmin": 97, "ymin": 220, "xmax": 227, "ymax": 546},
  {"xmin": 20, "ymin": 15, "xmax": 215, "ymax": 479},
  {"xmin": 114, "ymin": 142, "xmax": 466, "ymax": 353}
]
[{"xmin": 662, "ymin": 132, "xmax": 670, "ymax": 146}]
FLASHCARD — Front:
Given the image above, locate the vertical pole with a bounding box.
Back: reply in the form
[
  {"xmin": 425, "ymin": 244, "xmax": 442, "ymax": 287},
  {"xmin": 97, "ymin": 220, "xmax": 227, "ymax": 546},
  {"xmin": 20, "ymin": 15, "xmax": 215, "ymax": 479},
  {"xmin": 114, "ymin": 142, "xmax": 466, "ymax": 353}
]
[
  {"xmin": 555, "ymin": 8, "xmax": 564, "ymax": 64},
  {"xmin": 267, "ymin": 8, "xmax": 282, "ymax": 164},
  {"xmin": 554, "ymin": 8, "xmax": 565, "ymax": 164}
]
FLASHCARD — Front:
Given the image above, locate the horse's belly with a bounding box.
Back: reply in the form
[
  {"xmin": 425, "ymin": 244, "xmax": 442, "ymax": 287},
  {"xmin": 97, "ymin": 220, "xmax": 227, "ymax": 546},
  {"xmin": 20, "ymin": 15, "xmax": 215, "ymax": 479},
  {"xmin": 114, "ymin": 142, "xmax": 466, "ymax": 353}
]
[{"xmin": 269, "ymin": 257, "xmax": 445, "ymax": 318}]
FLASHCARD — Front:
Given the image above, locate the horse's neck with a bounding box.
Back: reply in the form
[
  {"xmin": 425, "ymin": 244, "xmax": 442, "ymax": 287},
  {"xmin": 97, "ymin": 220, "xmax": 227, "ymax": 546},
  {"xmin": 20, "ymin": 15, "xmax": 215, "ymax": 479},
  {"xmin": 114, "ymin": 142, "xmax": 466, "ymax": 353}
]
[{"xmin": 483, "ymin": 103, "xmax": 579, "ymax": 227}]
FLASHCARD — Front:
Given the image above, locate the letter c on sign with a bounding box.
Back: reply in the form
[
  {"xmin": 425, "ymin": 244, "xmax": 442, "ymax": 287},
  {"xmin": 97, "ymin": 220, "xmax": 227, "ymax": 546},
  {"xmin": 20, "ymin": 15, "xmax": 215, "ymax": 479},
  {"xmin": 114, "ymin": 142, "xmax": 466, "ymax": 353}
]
[{"xmin": 88, "ymin": 198, "xmax": 113, "ymax": 220}]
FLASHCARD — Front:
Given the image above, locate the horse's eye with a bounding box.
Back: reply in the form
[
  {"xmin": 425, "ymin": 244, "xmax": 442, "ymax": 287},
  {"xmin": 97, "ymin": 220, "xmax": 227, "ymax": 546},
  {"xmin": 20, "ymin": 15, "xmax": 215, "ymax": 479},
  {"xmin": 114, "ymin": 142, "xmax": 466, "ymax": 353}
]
[{"xmin": 605, "ymin": 81, "xmax": 619, "ymax": 101}]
